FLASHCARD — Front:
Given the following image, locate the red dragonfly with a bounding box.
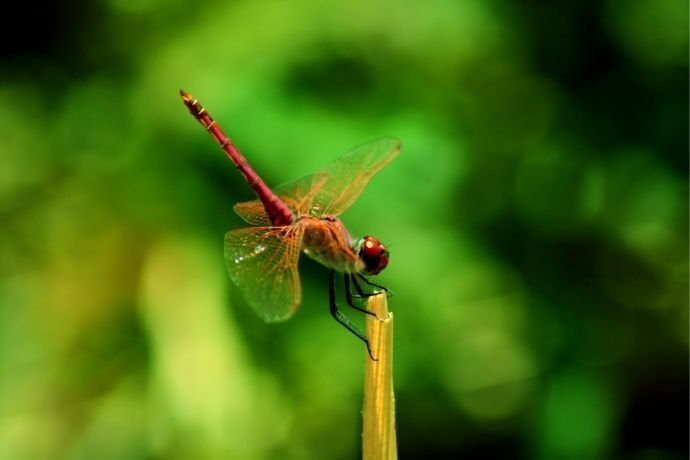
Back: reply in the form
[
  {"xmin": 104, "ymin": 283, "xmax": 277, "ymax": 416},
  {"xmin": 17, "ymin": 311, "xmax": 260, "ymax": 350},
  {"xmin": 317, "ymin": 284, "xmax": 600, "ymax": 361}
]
[{"xmin": 180, "ymin": 90, "xmax": 399, "ymax": 358}]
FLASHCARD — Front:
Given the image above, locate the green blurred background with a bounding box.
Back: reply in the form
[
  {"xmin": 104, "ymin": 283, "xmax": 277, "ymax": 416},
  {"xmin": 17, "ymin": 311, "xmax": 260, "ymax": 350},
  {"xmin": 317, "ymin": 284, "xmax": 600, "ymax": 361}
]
[{"xmin": 1, "ymin": 0, "xmax": 687, "ymax": 459}]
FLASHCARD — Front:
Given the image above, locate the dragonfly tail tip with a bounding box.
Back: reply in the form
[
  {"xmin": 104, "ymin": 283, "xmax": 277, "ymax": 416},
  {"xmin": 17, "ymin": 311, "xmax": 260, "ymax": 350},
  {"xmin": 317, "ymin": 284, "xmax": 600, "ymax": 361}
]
[{"xmin": 179, "ymin": 89, "xmax": 193, "ymax": 102}]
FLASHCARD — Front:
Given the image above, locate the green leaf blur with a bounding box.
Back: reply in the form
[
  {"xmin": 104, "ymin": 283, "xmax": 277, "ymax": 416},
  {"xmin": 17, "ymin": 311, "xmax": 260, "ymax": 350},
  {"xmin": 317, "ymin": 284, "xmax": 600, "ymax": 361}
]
[{"xmin": 0, "ymin": 1, "xmax": 687, "ymax": 459}]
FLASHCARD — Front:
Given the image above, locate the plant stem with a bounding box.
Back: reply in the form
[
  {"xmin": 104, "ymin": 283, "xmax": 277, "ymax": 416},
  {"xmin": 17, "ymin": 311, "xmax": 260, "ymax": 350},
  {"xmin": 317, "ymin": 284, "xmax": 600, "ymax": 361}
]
[{"xmin": 362, "ymin": 292, "xmax": 397, "ymax": 460}]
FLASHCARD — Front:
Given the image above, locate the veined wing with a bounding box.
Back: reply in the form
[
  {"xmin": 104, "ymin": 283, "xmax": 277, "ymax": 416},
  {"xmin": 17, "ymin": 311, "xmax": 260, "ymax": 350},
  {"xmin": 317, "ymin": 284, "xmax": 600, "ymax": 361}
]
[
  {"xmin": 234, "ymin": 173, "xmax": 328, "ymax": 225},
  {"xmin": 232, "ymin": 202, "xmax": 273, "ymax": 226},
  {"xmin": 233, "ymin": 138, "xmax": 399, "ymax": 222},
  {"xmin": 224, "ymin": 225, "xmax": 304, "ymax": 322},
  {"xmin": 311, "ymin": 137, "xmax": 400, "ymax": 216}
]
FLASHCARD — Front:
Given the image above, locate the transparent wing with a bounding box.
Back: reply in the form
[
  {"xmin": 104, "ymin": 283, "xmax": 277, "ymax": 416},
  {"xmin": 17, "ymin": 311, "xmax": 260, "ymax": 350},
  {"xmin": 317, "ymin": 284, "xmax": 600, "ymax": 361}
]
[
  {"xmin": 233, "ymin": 202, "xmax": 272, "ymax": 226},
  {"xmin": 233, "ymin": 138, "xmax": 399, "ymax": 221},
  {"xmin": 311, "ymin": 137, "xmax": 400, "ymax": 216},
  {"xmin": 233, "ymin": 173, "xmax": 328, "ymax": 224},
  {"xmin": 224, "ymin": 226, "xmax": 304, "ymax": 322}
]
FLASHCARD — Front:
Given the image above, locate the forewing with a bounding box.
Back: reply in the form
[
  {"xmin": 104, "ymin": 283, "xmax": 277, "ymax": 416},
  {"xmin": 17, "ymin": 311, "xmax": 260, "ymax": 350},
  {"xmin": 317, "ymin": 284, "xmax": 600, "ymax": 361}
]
[
  {"xmin": 310, "ymin": 138, "xmax": 400, "ymax": 216},
  {"xmin": 224, "ymin": 226, "xmax": 304, "ymax": 322},
  {"xmin": 233, "ymin": 138, "xmax": 399, "ymax": 221},
  {"xmin": 233, "ymin": 173, "xmax": 328, "ymax": 223},
  {"xmin": 273, "ymin": 172, "xmax": 328, "ymax": 215}
]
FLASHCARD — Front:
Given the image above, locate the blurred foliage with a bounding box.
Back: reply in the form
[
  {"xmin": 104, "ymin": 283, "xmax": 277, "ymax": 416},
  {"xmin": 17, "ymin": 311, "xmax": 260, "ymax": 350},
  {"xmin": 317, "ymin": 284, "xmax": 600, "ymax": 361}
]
[{"xmin": 0, "ymin": 0, "xmax": 687, "ymax": 459}]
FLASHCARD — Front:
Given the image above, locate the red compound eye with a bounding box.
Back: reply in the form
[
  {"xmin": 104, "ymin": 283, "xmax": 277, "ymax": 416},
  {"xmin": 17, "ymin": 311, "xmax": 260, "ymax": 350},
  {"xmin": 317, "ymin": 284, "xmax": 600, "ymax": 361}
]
[{"xmin": 358, "ymin": 235, "xmax": 389, "ymax": 275}]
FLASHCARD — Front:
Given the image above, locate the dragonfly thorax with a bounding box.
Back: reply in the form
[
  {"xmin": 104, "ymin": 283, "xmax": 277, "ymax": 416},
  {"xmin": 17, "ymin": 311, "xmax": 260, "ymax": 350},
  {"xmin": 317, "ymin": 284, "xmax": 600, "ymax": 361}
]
[{"xmin": 300, "ymin": 216, "xmax": 365, "ymax": 273}]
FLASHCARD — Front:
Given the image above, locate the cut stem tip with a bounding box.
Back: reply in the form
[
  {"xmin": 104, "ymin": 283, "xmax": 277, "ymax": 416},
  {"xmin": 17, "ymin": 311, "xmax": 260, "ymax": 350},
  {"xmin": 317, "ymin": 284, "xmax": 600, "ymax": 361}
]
[{"xmin": 363, "ymin": 292, "xmax": 397, "ymax": 460}]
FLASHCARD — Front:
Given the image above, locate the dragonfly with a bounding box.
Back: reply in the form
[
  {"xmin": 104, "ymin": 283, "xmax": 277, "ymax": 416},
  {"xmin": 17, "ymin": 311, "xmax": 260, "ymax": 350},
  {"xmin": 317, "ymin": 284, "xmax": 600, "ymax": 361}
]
[{"xmin": 180, "ymin": 90, "xmax": 400, "ymax": 359}]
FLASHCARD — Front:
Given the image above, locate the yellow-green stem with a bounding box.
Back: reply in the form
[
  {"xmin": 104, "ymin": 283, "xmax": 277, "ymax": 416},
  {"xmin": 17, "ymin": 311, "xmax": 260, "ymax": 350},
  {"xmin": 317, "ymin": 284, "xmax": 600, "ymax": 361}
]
[{"xmin": 362, "ymin": 293, "xmax": 397, "ymax": 460}]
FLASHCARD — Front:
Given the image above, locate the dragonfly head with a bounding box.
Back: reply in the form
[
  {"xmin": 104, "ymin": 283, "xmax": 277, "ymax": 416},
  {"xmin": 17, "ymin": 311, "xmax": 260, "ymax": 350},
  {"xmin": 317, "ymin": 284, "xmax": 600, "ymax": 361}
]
[{"xmin": 355, "ymin": 236, "xmax": 389, "ymax": 275}]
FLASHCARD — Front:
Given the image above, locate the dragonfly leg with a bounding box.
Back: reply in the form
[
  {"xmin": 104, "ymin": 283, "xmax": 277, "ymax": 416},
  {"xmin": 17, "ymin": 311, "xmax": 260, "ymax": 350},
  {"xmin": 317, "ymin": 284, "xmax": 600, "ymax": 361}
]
[
  {"xmin": 344, "ymin": 274, "xmax": 377, "ymax": 318},
  {"xmin": 350, "ymin": 274, "xmax": 368, "ymax": 297},
  {"xmin": 356, "ymin": 274, "xmax": 393, "ymax": 298},
  {"xmin": 350, "ymin": 275, "xmax": 380, "ymax": 299},
  {"xmin": 329, "ymin": 270, "xmax": 378, "ymax": 361}
]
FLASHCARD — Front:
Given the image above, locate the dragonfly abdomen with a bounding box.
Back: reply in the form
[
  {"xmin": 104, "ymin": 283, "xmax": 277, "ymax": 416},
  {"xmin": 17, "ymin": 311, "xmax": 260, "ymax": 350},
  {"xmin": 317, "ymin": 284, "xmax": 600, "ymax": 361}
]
[{"xmin": 180, "ymin": 90, "xmax": 294, "ymax": 226}]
